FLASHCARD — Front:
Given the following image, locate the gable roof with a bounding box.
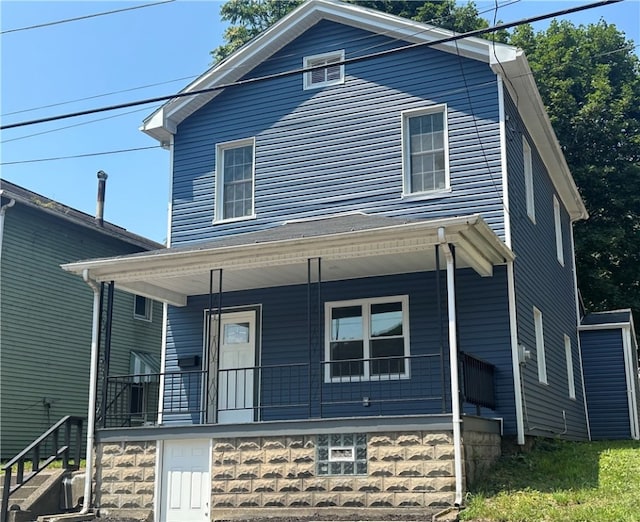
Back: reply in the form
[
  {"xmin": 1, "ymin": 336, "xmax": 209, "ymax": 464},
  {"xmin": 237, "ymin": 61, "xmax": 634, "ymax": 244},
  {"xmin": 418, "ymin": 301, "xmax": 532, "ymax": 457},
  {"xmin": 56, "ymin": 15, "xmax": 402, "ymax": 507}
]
[
  {"xmin": 0, "ymin": 179, "xmax": 163, "ymax": 251},
  {"xmin": 141, "ymin": 0, "xmax": 587, "ymax": 221}
]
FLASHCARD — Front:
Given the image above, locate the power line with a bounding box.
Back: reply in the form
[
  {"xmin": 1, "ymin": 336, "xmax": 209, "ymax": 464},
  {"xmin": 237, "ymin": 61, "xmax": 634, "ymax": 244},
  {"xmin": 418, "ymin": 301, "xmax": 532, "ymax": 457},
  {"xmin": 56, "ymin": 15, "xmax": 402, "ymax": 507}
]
[
  {"xmin": 0, "ymin": 146, "xmax": 162, "ymax": 166},
  {"xmin": 1, "ymin": 0, "xmax": 519, "ymax": 118},
  {"xmin": 1, "ymin": 107, "xmax": 152, "ymax": 144},
  {"xmin": 0, "ymin": 0, "xmax": 622, "ymax": 132},
  {"xmin": 1, "ymin": 75, "xmax": 196, "ymax": 117},
  {"xmin": 0, "ymin": 0, "xmax": 175, "ymax": 35}
]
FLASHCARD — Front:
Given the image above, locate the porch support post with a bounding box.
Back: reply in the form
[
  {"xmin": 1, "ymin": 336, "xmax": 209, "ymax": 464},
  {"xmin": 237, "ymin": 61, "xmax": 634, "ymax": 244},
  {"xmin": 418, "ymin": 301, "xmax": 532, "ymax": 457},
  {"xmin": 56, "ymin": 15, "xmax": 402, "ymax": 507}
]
[
  {"xmin": 435, "ymin": 245, "xmax": 447, "ymax": 413},
  {"xmin": 79, "ymin": 269, "xmax": 101, "ymax": 515},
  {"xmin": 438, "ymin": 228, "xmax": 463, "ymax": 507},
  {"xmin": 205, "ymin": 269, "xmax": 223, "ymax": 424},
  {"xmin": 307, "ymin": 257, "xmax": 321, "ymax": 418},
  {"xmin": 101, "ymin": 282, "xmax": 114, "ymax": 428}
]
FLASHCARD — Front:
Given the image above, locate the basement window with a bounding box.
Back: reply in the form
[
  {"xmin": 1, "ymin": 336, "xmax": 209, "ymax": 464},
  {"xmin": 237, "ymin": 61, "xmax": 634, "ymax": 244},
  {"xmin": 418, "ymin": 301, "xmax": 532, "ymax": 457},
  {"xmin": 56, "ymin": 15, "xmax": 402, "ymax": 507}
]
[
  {"xmin": 303, "ymin": 50, "xmax": 344, "ymax": 89},
  {"xmin": 317, "ymin": 433, "xmax": 367, "ymax": 475}
]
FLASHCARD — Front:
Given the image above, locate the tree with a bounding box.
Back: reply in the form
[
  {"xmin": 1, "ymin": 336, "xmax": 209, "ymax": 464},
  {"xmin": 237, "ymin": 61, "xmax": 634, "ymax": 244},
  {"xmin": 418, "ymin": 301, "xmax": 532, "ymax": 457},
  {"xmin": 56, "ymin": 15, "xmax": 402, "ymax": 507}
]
[
  {"xmin": 510, "ymin": 21, "xmax": 640, "ymax": 326},
  {"xmin": 212, "ymin": 0, "xmax": 503, "ymax": 62},
  {"xmin": 211, "ymin": 2, "xmax": 640, "ymax": 329}
]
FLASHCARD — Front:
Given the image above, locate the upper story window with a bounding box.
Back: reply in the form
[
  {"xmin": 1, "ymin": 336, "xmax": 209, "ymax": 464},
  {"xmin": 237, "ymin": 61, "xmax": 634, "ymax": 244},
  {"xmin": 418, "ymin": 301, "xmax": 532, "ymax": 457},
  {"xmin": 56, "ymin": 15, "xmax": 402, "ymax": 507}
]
[
  {"xmin": 402, "ymin": 105, "xmax": 450, "ymax": 196},
  {"xmin": 553, "ymin": 195, "xmax": 564, "ymax": 266},
  {"xmin": 523, "ymin": 137, "xmax": 535, "ymax": 223},
  {"xmin": 215, "ymin": 138, "xmax": 255, "ymax": 222},
  {"xmin": 303, "ymin": 50, "xmax": 344, "ymax": 90},
  {"xmin": 134, "ymin": 295, "xmax": 152, "ymax": 322},
  {"xmin": 325, "ymin": 296, "xmax": 410, "ymax": 382}
]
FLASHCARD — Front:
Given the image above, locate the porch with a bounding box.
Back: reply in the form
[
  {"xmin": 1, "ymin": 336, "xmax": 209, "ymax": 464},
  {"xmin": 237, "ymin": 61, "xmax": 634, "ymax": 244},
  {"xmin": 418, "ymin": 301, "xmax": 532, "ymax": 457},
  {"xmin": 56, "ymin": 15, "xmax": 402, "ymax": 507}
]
[
  {"xmin": 62, "ymin": 213, "xmax": 513, "ymax": 518},
  {"xmin": 102, "ymin": 351, "xmax": 496, "ymax": 428},
  {"xmin": 61, "ymin": 214, "xmax": 510, "ymax": 431}
]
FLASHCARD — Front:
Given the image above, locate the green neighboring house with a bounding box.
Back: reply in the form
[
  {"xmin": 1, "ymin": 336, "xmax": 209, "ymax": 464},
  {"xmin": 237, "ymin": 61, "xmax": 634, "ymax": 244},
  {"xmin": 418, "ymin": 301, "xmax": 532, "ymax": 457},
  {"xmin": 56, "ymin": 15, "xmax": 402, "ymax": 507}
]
[{"xmin": 0, "ymin": 179, "xmax": 163, "ymax": 459}]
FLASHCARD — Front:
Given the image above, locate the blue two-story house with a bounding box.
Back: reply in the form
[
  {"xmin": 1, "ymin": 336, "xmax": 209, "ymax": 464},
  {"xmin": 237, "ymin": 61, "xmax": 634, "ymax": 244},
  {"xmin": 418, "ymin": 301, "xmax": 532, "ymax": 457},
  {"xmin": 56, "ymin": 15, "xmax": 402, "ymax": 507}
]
[{"xmin": 62, "ymin": 0, "xmax": 600, "ymax": 519}]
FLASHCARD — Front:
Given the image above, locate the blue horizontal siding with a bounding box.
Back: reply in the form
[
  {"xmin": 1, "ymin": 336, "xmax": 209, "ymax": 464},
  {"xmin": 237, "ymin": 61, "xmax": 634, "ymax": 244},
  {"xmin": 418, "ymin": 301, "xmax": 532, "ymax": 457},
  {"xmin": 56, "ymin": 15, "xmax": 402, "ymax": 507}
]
[
  {"xmin": 163, "ymin": 268, "xmax": 515, "ymax": 432},
  {"xmin": 505, "ymin": 91, "xmax": 588, "ymax": 440},
  {"xmin": 171, "ymin": 20, "xmax": 504, "ymax": 246},
  {"xmin": 580, "ymin": 328, "xmax": 631, "ymax": 440}
]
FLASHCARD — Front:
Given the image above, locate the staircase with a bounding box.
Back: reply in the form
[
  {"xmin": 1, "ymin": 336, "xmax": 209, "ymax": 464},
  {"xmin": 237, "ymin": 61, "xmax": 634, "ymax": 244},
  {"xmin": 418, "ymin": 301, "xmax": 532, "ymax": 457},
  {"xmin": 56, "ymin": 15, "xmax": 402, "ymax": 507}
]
[{"xmin": 1, "ymin": 417, "xmax": 85, "ymax": 522}]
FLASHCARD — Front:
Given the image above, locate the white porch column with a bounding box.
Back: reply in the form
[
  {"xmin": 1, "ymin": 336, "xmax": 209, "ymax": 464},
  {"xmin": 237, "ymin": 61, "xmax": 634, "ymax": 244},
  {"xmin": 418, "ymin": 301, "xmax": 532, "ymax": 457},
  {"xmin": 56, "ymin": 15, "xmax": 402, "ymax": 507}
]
[
  {"xmin": 80, "ymin": 269, "xmax": 101, "ymax": 514},
  {"xmin": 438, "ymin": 227, "xmax": 463, "ymax": 506}
]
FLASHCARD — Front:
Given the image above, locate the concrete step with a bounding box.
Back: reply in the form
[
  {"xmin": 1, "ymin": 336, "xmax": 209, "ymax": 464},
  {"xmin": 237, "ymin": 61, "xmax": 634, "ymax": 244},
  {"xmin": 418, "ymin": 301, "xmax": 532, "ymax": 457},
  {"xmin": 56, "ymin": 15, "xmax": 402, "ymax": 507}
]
[{"xmin": 0, "ymin": 469, "xmax": 84, "ymax": 522}]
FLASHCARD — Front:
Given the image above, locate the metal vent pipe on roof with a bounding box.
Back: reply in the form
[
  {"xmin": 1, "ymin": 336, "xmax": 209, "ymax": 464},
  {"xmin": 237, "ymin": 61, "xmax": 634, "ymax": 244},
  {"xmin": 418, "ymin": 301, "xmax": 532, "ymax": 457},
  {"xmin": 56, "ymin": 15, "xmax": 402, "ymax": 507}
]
[{"xmin": 96, "ymin": 170, "xmax": 108, "ymax": 226}]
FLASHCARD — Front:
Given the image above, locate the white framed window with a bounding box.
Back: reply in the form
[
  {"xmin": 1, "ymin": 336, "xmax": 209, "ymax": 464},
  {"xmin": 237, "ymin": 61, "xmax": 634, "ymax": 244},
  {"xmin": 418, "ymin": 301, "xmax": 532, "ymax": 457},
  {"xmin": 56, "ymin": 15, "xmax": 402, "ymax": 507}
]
[
  {"xmin": 564, "ymin": 334, "xmax": 576, "ymax": 399},
  {"xmin": 553, "ymin": 195, "xmax": 564, "ymax": 266},
  {"xmin": 402, "ymin": 105, "xmax": 450, "ymax": 196},
  {"xmin": 533, "ymin": 306, "xmax": 547, "ymax": 384},
  {"xmin": 523, "ymin": 137, "xmax": 535, "ymax": 223},
  {"xmin": 303, "ymin": 50, "xmax": 344, "ymax": 90},
  {"xmin": 133, "ymin": 295, "xmax": 152, "ymax": 322},
  {"xmin": 215, "ymin": 138, "xmax": 256, "ymax": 222},
  {"xmin": 325, "ymin": 295, "xmax": 410, "ymax": 382}
]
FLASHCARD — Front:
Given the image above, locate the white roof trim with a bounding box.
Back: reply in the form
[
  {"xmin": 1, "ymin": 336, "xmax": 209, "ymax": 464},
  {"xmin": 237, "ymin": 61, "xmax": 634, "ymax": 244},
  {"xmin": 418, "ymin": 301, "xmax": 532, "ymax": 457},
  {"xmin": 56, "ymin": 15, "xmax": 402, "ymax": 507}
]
[
  {"xmin": 62, "ymin": 215, "xmax": 513, "ymax": 306},
  {"xmin": 140, "ymin": 0, "xmax": 586, "ymax": 222},
  {"xmin": 141, "ymin": 0, "xmax": 516, "ymax": 145}
]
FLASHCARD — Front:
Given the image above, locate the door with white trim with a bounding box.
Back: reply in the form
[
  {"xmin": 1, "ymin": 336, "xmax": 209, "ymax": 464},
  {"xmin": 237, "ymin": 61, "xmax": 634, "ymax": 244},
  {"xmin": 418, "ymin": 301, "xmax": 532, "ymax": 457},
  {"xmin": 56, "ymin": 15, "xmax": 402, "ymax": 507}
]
[
  {"xmin": 160, "ymin": 439, "xmax": 210, "ymax": 522},
  {"xmin": 209, "ymin": 310, "xmax": 256, "ymax": 424}
]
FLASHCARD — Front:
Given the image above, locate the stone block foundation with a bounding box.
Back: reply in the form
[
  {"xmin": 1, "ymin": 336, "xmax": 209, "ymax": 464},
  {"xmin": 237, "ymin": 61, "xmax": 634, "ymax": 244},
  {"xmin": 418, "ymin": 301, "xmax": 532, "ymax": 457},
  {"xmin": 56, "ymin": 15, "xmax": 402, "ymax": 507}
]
[{"xmin": 93, "ymin": 426, "xmax": 501, "ymax": 519}]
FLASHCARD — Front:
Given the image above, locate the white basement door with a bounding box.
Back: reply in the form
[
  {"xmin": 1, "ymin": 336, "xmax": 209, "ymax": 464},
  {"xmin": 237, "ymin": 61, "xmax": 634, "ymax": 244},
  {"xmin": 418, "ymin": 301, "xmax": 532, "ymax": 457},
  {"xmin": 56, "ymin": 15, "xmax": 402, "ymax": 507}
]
[{"xmin": 160, "ymin": 439, "xmax": 210, "ymax": 522}]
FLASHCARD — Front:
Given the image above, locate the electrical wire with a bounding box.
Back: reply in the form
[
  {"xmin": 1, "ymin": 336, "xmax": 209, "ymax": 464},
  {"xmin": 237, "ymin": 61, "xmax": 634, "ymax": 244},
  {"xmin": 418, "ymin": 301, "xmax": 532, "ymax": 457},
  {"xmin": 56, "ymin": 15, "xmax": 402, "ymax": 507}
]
[
  {"xmin": 0, "ymin": 0, "xmax": 175, "ymax": 35},
  {"xmin": 0, "ymin": 146, "xmax": 161, "ymax": 166},
  {"xmin": 451, "ymin": 4, "xmax": 509, "ymax": 217},
  {"xmin": 1, "ymin": 76, "xmax": 196, "ymax": 117},
  {"xmin": 0, "ymin": 0, "xmax": 520, "ymax": 119},
  {"xmin": 0, "ymin": 0, "xmax": 622, "ymax": 132},
  {"xmin": 1, "ymin": 107, "xmax": 152, "ymax": 144}
]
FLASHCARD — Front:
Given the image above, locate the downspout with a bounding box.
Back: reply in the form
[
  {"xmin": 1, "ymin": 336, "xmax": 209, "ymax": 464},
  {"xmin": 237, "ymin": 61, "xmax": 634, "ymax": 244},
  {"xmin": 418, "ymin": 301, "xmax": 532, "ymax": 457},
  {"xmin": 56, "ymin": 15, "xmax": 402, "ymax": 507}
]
[
  {"xmin": 438, "ymin": 227, "xmax": 463, "ymax": 507},
  {"xmin": 0, "ymin": 193, "xmax": 16, "ymax": 256},
  {"xmin": 80, "ymin": 268, "xmax": 100, "ymax": 515}
]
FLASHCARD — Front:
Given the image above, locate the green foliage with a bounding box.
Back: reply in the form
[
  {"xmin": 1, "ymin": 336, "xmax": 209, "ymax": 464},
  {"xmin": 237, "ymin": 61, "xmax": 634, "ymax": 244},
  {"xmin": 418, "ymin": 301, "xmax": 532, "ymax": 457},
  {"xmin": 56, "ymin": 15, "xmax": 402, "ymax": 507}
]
[
  {"xmin": 210, "ymin": 2, "xmax": 640, "ymax": 329},
  {"xmin": 511, "ymin": 21, "xmax": 640, "ymax": 327},
  {"xmin": 461, "ymin": 439, "xmax": 640, "ymax": 522},
  {"xmin": 211, "ymin": 0, "xmax": 504, "ymax": 62}
]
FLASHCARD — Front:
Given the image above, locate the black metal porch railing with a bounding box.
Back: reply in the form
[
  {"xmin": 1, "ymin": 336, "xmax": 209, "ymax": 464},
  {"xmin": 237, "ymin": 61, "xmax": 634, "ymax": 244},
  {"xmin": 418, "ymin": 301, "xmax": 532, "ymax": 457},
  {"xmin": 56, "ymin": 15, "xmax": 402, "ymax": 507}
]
[
  {"xmin": 460, "ymin": 352, "xmax": 496, "ymax": 412},
  {"xmin": 1, "ymin": 416, "xmax": 83, "ymax": 522},
  {"xmin": 103, "ymin": 353, "xmax": 496, "ymax": 425},
  {"xmin": 103, "ymin": 370, "xmax": 205, "ymax": 428}
]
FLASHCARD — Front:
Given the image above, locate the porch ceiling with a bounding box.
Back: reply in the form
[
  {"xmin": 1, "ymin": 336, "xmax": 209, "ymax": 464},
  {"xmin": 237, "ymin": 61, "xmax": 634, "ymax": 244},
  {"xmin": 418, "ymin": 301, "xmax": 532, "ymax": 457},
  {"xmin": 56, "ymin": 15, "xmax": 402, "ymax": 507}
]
[{"xmin": 61, "ymin": 213, "xmax": 513, "ymax": 306}]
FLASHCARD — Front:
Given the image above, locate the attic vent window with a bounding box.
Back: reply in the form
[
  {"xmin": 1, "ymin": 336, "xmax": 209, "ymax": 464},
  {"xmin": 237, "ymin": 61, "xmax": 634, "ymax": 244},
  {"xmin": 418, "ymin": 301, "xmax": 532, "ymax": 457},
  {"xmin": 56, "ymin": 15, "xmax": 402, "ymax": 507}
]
[{"xmin": 303, "ymin": 50, "xmax": 344, "ymax": 90}]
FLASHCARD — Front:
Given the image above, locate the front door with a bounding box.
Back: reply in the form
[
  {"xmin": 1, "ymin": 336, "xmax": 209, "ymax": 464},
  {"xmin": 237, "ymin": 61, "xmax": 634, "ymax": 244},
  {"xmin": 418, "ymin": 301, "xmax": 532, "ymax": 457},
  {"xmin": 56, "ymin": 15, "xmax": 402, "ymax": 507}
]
[
  {"xmin": 209, "ymin": 310, "xmax": 257, "ymax": 424},
  {"xmin": 160, "ymin": 439, "xmax": 210, "ymax": 522}
]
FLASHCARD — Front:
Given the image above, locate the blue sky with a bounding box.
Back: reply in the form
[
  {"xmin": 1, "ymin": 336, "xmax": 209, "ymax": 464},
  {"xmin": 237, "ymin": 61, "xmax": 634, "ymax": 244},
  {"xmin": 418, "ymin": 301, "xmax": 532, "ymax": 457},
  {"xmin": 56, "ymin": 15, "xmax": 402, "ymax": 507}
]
[{"xmin": 1, "ymin": 0, "xmax": 638, "ymax": 244}]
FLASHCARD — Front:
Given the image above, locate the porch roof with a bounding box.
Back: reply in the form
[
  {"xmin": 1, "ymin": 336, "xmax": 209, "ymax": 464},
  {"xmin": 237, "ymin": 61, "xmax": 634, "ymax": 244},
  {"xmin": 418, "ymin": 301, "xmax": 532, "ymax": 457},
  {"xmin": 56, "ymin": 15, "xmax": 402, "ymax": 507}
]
[{"xmin": 61, "ymin": 213, "xmax": 513, "ymax": 306}]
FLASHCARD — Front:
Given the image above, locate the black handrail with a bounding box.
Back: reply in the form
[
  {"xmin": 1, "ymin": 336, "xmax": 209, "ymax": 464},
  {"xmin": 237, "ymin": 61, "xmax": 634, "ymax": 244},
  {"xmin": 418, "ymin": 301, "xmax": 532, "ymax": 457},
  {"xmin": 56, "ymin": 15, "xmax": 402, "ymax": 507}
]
[
  {"xmin": 460, "ymin": 352, "xmax": 496, "ymax": 411},
  {"xmin": 1, "ymin": 416, "xmax": 83, "ymax": 522}
]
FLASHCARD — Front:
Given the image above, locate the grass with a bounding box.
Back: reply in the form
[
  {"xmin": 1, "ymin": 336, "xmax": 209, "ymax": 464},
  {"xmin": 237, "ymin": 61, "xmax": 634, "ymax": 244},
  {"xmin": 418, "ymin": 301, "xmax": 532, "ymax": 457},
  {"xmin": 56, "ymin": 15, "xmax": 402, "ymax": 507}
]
[{"xmin": 460, "ymin": 438, "xmax": 640, "ymax": 522}]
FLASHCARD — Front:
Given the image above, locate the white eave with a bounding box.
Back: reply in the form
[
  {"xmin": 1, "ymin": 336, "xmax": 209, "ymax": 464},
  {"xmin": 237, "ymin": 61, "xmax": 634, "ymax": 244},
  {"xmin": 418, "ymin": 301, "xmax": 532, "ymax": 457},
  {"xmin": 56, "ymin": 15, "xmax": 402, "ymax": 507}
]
[
  {"xmin": 61, "ymin": 214, "xmax": 514, "ymax": 307},
  {"xmin": 140, "ymin": 0, "xmax": 517, "ymax": 145},
  {"xmin": 141, "ymin": 0, "xmax": 586, "ymax": 222}
]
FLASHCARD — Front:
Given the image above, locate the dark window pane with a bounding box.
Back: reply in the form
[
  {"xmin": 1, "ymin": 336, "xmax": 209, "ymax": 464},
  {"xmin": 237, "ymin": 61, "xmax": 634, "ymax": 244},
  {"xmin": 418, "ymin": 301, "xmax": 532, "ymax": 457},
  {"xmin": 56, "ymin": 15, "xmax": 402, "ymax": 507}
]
[
  {"xmin": 130, "ymin": 384, "xmax": 144, "ymax": 414},
  {"xmin": 134, "ymin": 295, "xmax": 147, "ymax": 317},
  {"xmin": 330, "ymin": 341, "xmax": 364, "ymax": 378},
  {"xmin": 370, "ymin": 338, "xmax": 405, "ymax": 375}
]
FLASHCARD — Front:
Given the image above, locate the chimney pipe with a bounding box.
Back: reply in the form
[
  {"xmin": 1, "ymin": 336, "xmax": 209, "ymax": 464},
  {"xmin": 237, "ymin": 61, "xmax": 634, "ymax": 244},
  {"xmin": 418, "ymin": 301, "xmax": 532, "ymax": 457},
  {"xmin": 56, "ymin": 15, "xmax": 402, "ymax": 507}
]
[{"xmin": 96, "ymin": 170, "xmax": 108, "ymax": 226}]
